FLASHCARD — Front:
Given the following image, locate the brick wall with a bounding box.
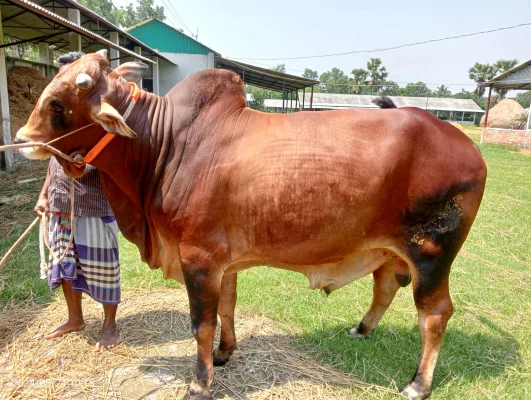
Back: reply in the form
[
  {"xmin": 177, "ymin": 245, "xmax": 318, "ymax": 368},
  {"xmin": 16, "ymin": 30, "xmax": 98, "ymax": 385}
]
[{"xmin": 481, "ymin": 128, "xmax": 531, "ymax": 148}]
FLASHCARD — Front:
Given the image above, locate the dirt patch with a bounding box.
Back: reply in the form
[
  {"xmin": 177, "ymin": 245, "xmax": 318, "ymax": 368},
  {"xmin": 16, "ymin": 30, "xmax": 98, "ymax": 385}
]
[
  {"xmin": 0, "ymin": 162, "xmax": 48, "ymax": 238},
  {"xmin": 519, "ymin": 149, "xmax": 531, "ymax": 156},
  {"xmin": 0, "ymin": 288, "xmax": 391, "ymax": 399}
]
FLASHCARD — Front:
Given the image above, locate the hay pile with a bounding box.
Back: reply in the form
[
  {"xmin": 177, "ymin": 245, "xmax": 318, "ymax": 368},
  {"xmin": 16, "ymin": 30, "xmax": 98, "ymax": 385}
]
[
  {"xmin": 5, "ymin": 67, "xmax": 50, "ymax": 138},
  {"xmin": 0, "ymin": 288, "xmax": 395, "ymax": 399},
  {"xmin": 480, "ymin": 98, "xmax": 527, "ymax": 129}
]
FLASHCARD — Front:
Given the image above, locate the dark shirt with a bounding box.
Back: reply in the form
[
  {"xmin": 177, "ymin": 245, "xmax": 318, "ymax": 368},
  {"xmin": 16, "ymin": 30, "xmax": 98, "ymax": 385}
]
[{"xmin": 48, "ymin": 157, "xmax": 114, "ymax": 217}]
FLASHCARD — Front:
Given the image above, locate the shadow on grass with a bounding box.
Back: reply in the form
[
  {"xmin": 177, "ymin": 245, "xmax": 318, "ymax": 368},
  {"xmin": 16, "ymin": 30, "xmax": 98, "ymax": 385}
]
[{"xmin": 298, "ymin": 315, "xmax": 521, "ymax": 393}]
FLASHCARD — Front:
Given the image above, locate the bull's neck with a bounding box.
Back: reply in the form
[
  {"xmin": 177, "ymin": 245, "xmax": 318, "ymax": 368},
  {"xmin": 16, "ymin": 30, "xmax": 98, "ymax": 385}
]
[
  {"xmin": 89, "ymin": 88, "xmax": 171, "ymax": 266},
  {"xmin": 94, "ymin": 88, "xmax": 166, "ymax": 183}
]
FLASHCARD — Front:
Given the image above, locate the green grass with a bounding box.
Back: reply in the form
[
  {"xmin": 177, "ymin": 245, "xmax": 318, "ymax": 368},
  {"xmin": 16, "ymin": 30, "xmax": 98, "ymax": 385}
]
[{"xmin": 1, "ymin": 141, "xmax": 530, "ymax": 399}]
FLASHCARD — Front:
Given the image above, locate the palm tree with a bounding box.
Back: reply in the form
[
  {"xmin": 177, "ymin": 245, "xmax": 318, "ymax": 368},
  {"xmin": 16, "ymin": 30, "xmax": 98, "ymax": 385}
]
[
  {"xmin": 435, "ymin": 85, "xmax": 452, "ymax": 98},
  {"xmin": 351, "ymin": 68, "xmax": 369, "ymax": 94},
  {"xmin": 492, "ymin": 59, "xmax": 519, "ymax": 99},
  {"xmin": 493, "ymin": 59, "xmax": 518, "ymax": 74},
  {"xmin": 366, "ymin": 58, "xmax": 388, "ymax": 89},
  {"xmin": 468, "ymin": 62, "xmax": 495, "ymax": 97}
]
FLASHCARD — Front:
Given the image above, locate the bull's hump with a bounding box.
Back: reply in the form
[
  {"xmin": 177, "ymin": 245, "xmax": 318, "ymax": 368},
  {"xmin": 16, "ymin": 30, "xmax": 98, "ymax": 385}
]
[{"xmin": 165, "ymin": 69, "xmax": 246, "ymax": 109}]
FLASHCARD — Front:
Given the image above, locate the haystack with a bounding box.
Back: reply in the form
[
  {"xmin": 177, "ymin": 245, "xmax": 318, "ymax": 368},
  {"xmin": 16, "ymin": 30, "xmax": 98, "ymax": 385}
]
[
  {"xmin": 480, "ymin": 98, "xmax": 527, "ymax": 129},
  {"xmin": 3, "ymin": 67, "xmax": 50, "ymax": 139}
]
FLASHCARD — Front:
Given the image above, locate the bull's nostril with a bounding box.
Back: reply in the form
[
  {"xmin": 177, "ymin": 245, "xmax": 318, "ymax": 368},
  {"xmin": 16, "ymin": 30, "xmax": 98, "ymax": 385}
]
[{"xmin": 13, "ymin": 137, "xmax": 27, "ymax": 145}]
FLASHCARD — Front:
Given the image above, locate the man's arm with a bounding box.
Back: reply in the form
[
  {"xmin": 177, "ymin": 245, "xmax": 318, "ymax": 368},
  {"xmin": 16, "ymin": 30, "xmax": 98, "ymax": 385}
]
[{"xmin": 34, "ymin": 160, "xmax": 52, "ymax": 217}]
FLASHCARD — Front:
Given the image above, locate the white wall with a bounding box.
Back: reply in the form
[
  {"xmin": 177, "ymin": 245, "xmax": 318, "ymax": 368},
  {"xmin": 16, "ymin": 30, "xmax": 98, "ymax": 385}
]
[{"xmin": 158, "ymin": 51, "xmax": 215, "ymax": 96}]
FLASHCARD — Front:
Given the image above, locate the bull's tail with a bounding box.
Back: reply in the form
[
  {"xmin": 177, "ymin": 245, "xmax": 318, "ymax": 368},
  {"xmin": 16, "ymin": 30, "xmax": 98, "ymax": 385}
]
[{"xmin": 372, "ymin": 97, "xmax": 397, "ymax": 109}]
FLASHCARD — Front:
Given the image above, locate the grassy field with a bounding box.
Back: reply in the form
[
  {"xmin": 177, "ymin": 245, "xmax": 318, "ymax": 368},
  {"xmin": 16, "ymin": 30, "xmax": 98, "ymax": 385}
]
[{"xmin": 1, "ymin": 127, "xmax": 530, "ymax": 398}]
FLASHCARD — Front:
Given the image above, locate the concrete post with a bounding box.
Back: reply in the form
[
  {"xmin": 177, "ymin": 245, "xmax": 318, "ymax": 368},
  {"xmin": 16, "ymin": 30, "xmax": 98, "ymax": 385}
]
[
  {"xmin": 152, "ymin": 56, "xmax": 159, "ymax": 95},
  {"xmin": 134, "ymin": 46, "xmax": 142, "ymax": 88},
  {"xmin": 0, "ymin": 8, "xmax": 13, "ymax": 169},
  {"xmin": 67, "ymin": 8, "xmax": 82, "ymax": 51},
  {"xmin": 39, "ymin": 43, "xmax": 50, "ymax": 77},
  {"xmin": 109, "ymin": 32, "xmax": 120, "ymax": 69}
]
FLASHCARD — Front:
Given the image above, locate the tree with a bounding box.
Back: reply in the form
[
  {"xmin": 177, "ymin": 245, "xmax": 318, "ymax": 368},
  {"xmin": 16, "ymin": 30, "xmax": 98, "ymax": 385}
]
[
  {"xmin": 271, "ymin": 64, "xmax": 286, "ymax": 73},
  {"xmin": 435, "ymin": 85, "xmax": 452, "ymax": 98},
  {"xmin": 402, "ymin": 81, "xmax": 432, "ymax": 97},
  {"xmin": 492, "ymin": 59, "xmax": 519, "ymax": 99},
  {"xmin": 379, "ymin": 80, "xmax": 401, "ymax": 96},
  {"xmin": 302, "ymin": 68, "xmax": 318, "ymax": 80},
  {"xmin": 468, "ymin": 62, "xmax": 495, "ymax": 97},
  {"xmin": 119, "ymin": 0, "xmax": 166, "ymax": 27},
  {"xmin": 351, "ymin": 68, "xmax": 368, "ymax": 94},
  {"xmin": 515, "ymin": 91, "xmax": 531, "ymax": 109},
  {"xmin": 366, "ymin": 58, "xmax": 388, "ymax": 90},
  {"xmin": 319, "ymin": 68, "xmax": 350, "ymax": 94},
  {"xmin": 79, "ymin": 0, "xmax": 118, "ymax": 24}
]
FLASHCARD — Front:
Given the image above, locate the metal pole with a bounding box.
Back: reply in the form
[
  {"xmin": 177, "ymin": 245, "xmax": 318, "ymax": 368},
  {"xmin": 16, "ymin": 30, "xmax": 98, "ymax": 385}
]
[
  {"xmin": 526, "ymin": 102, "xmax": 531, "ymax": 131},
  {"xmin": 481, "ymin": 86, "xmax": 493, "ymax": 143},
  {"xmin": 461, "ymin": 111, "xmax": 465, "ymax": 123},
  {"xmin": 310, "ymin": 85, "xmax": 314, "ymax": 111},
  {"xmin": 302, "ymin": 88, "xmax": 306, "ymax": 111}
]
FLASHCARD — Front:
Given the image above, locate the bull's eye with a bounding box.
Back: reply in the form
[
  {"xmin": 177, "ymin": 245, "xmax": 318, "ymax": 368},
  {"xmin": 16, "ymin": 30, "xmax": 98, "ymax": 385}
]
[
  {"xmin": 50, "ymin": 100, "xmax": 65, "ymax": 114},
  {"xmin": 49, "ymin": 99, "xmax": 71, "ymax": 131}
]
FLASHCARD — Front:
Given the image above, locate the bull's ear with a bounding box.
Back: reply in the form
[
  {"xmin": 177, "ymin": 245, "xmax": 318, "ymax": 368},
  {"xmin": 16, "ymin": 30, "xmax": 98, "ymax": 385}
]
[
  {"xmin": 91, "ymin": 101, "xmax": 136, "ymax": 138},
  {"xmin": 113, "ymin": 62, "xmax": 148, "ymax": 84}
]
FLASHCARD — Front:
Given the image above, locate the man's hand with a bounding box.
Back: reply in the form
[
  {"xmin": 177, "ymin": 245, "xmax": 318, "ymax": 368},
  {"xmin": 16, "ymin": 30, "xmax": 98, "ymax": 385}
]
[{"xmin": 34, "ymin": 196, "xmax": 50, "ymax": 218}]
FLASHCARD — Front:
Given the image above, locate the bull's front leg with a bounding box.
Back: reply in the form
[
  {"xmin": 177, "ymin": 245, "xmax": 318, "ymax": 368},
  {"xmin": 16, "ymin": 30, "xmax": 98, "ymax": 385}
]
[{"xmin": 180, "ymin": 243, "xmax": 228, "ymax": 400}]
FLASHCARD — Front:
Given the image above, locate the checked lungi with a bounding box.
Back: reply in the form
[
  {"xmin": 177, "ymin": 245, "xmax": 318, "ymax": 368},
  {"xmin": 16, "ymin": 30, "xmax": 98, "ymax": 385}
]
[{"xmin": 47, "ymin": 212, "xmax": 121, "ymax": 304}]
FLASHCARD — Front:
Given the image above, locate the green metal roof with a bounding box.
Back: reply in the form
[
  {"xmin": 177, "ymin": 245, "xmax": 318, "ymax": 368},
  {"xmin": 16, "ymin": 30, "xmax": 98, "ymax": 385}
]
[{"xmin": 126, "ymin": 18, "xmax": 216, "ymax": 55}]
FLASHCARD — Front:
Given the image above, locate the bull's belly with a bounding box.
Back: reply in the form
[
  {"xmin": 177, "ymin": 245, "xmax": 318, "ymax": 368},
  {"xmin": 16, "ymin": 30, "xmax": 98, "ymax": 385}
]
[
  {"xmin": 225, "ymin": 248, "xmax": 392, "ymax": 293},
  {"xmin": 154, "ymin": 230, "xmax": 394, "ymax": 293}
]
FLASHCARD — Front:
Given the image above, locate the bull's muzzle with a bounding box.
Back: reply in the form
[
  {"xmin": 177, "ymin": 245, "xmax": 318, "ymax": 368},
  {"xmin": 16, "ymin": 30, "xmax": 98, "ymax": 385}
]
[{"xmin": 15, "ymin": 127, "xmax": 51, "ymax": 160}]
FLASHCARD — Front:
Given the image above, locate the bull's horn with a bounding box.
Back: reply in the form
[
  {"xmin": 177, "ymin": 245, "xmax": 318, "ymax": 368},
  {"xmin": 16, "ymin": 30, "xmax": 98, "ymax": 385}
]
[
  {"xmin": 97, "ymin": 49, "xmax": 108, "ymax": 58},
  {"xmin": 76, "ymin": 73, "xmax": 93, "ymax": 90}
]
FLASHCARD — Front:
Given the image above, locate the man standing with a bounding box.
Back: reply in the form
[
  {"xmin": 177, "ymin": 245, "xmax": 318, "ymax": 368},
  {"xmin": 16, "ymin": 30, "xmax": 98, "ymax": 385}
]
[
  {"xmin": 35, "ymin": 156, "xmax": 120, "ymax": 352},
  {"xmin": 34, "ymin": 51, "xmax": 120, "ymax": 352}
]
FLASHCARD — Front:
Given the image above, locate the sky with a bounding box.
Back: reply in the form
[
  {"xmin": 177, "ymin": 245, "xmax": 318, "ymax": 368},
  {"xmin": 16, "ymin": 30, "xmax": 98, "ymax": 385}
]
[{"xmin": 116, "ymin": 0, "xmax": 531, "ymax": 93}]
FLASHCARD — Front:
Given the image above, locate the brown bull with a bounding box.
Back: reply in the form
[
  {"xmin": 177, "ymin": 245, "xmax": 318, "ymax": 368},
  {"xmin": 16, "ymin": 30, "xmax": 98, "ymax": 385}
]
[{"xmin": 16, "ymin": 51, "xmax": 486, "ymax": 399}]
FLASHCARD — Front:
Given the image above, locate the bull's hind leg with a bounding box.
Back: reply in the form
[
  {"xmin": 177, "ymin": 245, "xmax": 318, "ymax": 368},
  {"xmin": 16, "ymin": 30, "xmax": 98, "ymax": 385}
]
[
  {"xmin": 214, "ymin": 273, "xmax": 238, "ymax": 366},
  {"xmin": 400, "ymin": 192, "xmax": 480, "ymax": 399},
  {"xmin": 400, "ymin": 249, "xmax": 455, "ymax": 400},
  {"xmin": 349, "ymin": 258, "xmax": 401, "ymax": 338}
]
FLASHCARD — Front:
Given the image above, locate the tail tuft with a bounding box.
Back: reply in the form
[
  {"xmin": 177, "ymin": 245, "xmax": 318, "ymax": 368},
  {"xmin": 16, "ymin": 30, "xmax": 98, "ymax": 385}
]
[{"xmin": 372, "ymin": 97, "xmax": 397, "ymax": 109}]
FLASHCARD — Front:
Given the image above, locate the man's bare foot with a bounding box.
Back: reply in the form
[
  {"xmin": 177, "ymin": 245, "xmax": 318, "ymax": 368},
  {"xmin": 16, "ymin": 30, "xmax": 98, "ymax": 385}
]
[
  {"xmin": 45, "ymin": 319, "xmax": 85, "ymax": 340},
  {"xmin": 94, "ymin": 323, "xmax": 117, "ymax": 352}
]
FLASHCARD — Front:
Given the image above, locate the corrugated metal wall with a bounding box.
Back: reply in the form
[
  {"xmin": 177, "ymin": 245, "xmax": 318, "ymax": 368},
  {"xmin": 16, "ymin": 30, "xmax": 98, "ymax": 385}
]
[{"xmin": 128, "ymin": 19, "xmax": 209, "ymax": 55}]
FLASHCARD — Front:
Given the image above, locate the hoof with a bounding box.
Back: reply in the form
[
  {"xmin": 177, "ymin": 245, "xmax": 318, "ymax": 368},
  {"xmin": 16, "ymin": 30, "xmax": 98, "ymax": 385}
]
[
  {"xmin": 348, "ymin": 326, "xmax": 371, "ymax": 339},
  {"xmin": 183, "ymin": 394, "xmax": 212, "ymax": 400},
  {"xmin": 213, "ymin": 347, "xmax": 233, "ymax": 367},
  {"xmin": 183, "ymin": 383, "xmax": 212, "ymax": 400},
  {"xmin": 400, "ymin": 384, "xmax": 431, "ymax": 400}
]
